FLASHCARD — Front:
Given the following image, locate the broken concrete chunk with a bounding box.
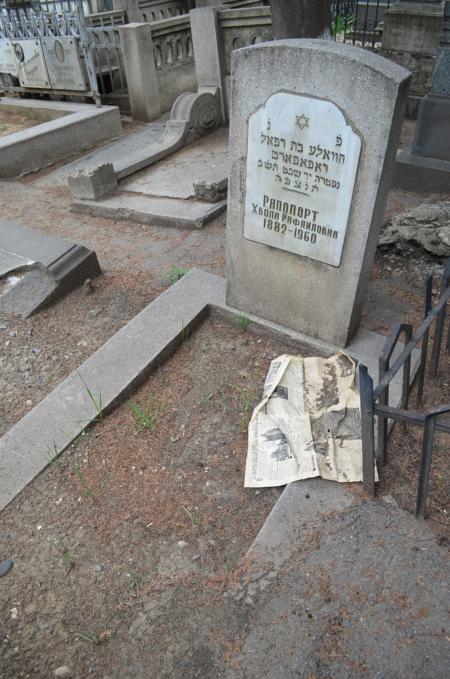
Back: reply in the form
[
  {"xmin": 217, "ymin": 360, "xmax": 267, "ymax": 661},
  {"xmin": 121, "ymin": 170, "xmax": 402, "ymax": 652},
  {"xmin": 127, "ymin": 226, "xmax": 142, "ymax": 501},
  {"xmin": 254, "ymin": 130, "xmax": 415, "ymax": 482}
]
[
  {"xmin": 68, "ymin": 162, "xmax": 118, "ymax": 201},
  {"xmin": 193, "ymin": 178, "xmax": 227, "ymax": 203},
  {"xmin": 0, "ymin": 219, "xmax": 101, "ymax": 317}
]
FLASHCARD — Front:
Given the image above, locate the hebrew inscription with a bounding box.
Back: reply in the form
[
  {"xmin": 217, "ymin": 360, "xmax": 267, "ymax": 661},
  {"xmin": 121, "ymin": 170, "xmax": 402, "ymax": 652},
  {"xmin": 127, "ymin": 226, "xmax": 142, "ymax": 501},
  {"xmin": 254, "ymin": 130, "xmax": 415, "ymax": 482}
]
[{"xmin": 244, "ymin": 92, "xmax": 361, "ymax": 267}]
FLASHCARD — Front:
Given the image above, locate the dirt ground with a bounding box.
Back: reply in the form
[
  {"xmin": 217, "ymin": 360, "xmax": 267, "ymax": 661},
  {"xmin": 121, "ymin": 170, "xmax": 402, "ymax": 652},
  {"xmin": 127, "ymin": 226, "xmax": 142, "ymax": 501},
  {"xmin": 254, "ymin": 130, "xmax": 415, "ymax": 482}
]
[
  {"xmin": 0, "ymin": 317, "xmax": 314, "ymax": 679},
  {"xmin": 0, "ymin": 109, "xmax": 41, "ymax": 138},
  {"xmin": 0, "ymin": 116, "xmax": 449, "ymax": 677}
]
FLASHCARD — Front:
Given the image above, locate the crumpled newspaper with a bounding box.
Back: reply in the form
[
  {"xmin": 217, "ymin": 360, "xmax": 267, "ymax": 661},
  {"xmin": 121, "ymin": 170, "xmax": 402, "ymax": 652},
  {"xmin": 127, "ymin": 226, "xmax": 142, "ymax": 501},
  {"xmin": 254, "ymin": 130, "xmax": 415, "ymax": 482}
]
[{"xmin": 245, "ymin": 353, "xmax": 373, "ymax": 487}]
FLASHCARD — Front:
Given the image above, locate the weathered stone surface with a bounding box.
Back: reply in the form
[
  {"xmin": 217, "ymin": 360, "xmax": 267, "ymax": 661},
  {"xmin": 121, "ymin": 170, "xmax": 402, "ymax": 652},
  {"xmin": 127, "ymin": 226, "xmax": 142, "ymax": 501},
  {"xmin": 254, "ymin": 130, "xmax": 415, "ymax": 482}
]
[
  {"xmin": 38, "ymin": 123, "xmax": 167, "ymax": 186},
  {"xmin": 71, "ymin": 193, "xmax": 226, "ymax": 230},
  {"xmin": 122, "ymin": 127, "xmax": 228, "ymax": 200},
  {"xmin": 68, "ymin": 163, "xmax": 118, "ymax": 201},
  {"xmin": 119, "ymin": 23, "xmax": 162, "ymax": 123},
  {"xmin": 379, "ymin": 203, "xmax": 450, "ymax": 257},
  {"xmin": 226, "ymin": 39, "xmax": 411, "ymax": 346}
]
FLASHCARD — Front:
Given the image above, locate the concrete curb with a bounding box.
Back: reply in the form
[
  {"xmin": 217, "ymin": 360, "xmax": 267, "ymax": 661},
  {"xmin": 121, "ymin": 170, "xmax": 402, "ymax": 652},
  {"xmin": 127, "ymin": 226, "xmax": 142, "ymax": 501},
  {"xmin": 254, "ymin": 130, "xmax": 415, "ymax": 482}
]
[{"xmin": 0, "ymin": 98, "xmax": 122, "ymax": 178}]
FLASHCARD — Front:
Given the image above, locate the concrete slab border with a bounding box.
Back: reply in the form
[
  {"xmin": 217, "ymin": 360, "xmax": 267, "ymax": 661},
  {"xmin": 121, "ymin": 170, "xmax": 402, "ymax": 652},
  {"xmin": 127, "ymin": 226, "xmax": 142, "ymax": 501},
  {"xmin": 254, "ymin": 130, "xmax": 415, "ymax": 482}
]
[
  {"xmin": 0, "ymin": 269, "xmax": 418, "ymax": 511},
  {"xmin": 71, "ymin": 194, "xmax": 227, "ymax": 230},
  {"xmin": 0, "ymin": 98, "xmax": 122, "ymax": 178}
]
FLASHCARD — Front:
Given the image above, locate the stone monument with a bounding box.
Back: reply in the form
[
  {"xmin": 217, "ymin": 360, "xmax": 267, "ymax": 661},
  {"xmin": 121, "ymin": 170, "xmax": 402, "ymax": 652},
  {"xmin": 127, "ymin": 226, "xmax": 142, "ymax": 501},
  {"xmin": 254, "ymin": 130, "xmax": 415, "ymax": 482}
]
[
  {"xmin": 394, "ymin": 0, "xmax": 450, "ymax": 191},
  {"xmin": 226, "ymin": 40, "xmax": 411, "ymax": 347},
  {"xmin": 381, "ymin": 0, "xmax": 443, "ymax": 116},
  {"xmin": 270, "ymin": 0, "xmax": 332, "ymax": 40}
]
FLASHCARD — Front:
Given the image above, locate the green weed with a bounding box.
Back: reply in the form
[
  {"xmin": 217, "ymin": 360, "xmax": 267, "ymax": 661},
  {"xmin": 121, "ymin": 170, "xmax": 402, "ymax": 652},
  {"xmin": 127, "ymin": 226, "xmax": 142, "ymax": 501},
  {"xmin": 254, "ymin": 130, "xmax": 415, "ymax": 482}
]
[
  {"xmin": 129, "ymin": 400, "xmax": 158, "ymax": 431},
  {"xmin": 77, "ymin": 372, "xmax": 104, "ymax": 421},
  {"xmin": 239, "ymin": 388, "xmax": 252, "ymax": 430},
  {"xmin": 332, "ymin": 12, "xmax": 355, "ymax": 38},
  {"xmin": 45, "ymin": 440, "xmax": 59, "ymax": 465},
  {"xmin": 201, "ymin": 383, "xmax": 226, "ymax": 408},
  {"xmin": 74, "ymin": 465, "xmax": 95, "ymax": 499},
  {"xmin": 167, "ymin": 266, "xmax": 190, "ymax": 285},
  {"xmin": 128, "ymin": 571, "xmax": 140, "ymax": 595},
  {"xmin": 236, "ymin": 314, "xmax": 251, "ymax": 332},
  {"xmin": 76, "ymin": 629, "xmax": 112, "ymax": 645},
  {"xmin": 181, "ymin": 321, "xmax": 190, "ymax": 344},
  {"xmin": 182, "ymin": 505, "xmax": 200, "ymax": 527},
  {"xmin": 53, "ymin": 535, "xmax": 73, "ymax": 571}
]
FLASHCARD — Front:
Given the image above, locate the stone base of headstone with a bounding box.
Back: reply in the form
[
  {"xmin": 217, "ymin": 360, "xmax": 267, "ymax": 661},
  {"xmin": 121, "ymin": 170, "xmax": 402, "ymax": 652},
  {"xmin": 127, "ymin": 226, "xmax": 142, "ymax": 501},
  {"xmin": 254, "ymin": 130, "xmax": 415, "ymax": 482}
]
[
  {"xmin": 411, "ymin": 93, "xmax": 450, "ymax": 160},
  {"xmin": 393, "ymin": 92, "xmax": 450, "ymax": 192},
  {"xmin": 393, "ymin": 147, "xmax": 450, "ymax": 192}
]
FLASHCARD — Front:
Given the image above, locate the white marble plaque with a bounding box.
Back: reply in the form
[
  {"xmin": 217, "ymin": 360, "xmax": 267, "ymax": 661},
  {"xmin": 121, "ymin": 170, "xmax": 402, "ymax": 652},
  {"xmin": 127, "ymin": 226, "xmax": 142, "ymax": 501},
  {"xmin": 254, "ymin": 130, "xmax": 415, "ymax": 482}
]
[{"xmin": 244, "ymin": 92, "xmax": 361, "ymax": 267}]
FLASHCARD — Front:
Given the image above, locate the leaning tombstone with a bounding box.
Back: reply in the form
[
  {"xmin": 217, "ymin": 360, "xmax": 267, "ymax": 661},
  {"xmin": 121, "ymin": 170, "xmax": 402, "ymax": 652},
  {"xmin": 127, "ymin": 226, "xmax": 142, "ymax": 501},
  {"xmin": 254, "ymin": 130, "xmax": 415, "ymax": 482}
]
[{"xmin": 226, "ymin": 39, "xmax": 411, "ymax": 347}]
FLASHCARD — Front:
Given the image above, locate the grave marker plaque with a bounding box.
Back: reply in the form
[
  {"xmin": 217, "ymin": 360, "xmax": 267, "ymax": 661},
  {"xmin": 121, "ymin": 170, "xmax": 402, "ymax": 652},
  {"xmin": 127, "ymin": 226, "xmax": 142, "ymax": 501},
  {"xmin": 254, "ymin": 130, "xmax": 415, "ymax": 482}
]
[
  {"xmin": 244, "ymin": 92, "xmax": 361, "ymax": 266},
  {"xmin": 226, "ymin": 40, "xmax": 410, "ymax": 346}
]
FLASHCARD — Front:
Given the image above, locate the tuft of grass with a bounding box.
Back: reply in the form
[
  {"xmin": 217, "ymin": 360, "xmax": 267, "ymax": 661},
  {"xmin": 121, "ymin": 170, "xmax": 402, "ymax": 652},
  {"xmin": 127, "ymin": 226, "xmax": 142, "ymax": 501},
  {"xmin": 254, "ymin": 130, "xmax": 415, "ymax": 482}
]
[
  {"xmin": 128, "ymin": 571, "xmax": 140, "ymax": 595},
  {"xmin": 77, "ymin": 372, "xmax": 104, "ymax": 421},
  {"xmin": 201, "ymin": 383, "xmax": 226, "ymax": 408},
  {"xmin": 158, "ymin": 366, "xmax": 166, "ymax": 387},
  {"xmin": 180, "ymin": 321, "xmax": 190, "ymax": 344},
  {"xmin": 239, "ymin": 388, "xmax": 252, "ymax": 430},
  {"xmin": 182, "ymin": 505, "xmax": 200, "ymax": 527},
  {"xmin": 128, "ymin": 400, "xmax": 158, "ymax": 431},
  {"xmin": 236, "ymin": 314, "xmax": 251, "ymax": 332},
  {"xmin": 45, "ymin": 440, "xmax": 59, "ymax": 465},
  {"xmin": 74, "ymin": 465, "xmax": 95, "ymax": 499},
  {"xmin": 53, "ymin": 535, "xmax": 73, "ymax": 572},
  {"xmin": 77, "ymin": 629, "xmax": 112, "ymax": 645},
  {"xmin": 167, "ymin": 266, "xmax": 190, "ymax": 285}
]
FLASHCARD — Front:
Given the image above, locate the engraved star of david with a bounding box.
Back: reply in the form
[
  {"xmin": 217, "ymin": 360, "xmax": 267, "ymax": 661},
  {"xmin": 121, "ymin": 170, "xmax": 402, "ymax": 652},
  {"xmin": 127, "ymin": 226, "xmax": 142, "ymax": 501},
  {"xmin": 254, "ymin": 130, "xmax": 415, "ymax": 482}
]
[{"xmin": 296, "ymin": 114, "xmax": 309, "ymax": 130}]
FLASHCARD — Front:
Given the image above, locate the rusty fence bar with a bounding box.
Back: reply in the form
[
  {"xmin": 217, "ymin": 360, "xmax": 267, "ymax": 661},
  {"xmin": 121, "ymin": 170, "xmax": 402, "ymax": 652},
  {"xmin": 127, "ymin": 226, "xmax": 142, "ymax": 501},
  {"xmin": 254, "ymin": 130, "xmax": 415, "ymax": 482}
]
[{"xmin": 359, "ymin": 257, "xmax": 450, "ymax": 518}]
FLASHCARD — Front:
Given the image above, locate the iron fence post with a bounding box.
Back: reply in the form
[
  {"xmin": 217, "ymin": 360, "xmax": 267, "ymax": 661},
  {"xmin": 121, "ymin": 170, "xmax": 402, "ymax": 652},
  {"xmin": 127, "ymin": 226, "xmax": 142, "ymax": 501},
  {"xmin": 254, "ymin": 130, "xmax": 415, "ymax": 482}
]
[{"xmin": 359, "ymin": 364, "xmax": 375, "ymax": 495}]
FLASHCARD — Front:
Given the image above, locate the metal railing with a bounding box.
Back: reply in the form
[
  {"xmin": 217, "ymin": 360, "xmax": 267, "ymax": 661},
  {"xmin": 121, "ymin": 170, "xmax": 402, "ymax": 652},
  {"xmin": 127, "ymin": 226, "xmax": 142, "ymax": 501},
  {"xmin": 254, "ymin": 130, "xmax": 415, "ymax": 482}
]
[
  {"xmin": 359, "ymin": 257, "xmax": 450, "ymax": 519},
  {"xmin": 331, "ymin": 0, "xmax": 394, "ymax": 48}
]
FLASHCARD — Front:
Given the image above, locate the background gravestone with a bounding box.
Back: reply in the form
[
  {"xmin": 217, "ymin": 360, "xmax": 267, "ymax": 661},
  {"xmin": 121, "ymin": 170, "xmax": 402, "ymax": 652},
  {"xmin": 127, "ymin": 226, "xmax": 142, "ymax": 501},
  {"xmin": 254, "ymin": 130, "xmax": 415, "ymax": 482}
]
[
  {"xmin": 393, "ymin": 0, "xmax": 450, "ymax": 191},
  {"xmin": 270, "ymin": 0, "xmax": 332, "ymax": 40},
  {"xmin": 226, "ymin": 40, "xmax": 410, "ymax": 347}
]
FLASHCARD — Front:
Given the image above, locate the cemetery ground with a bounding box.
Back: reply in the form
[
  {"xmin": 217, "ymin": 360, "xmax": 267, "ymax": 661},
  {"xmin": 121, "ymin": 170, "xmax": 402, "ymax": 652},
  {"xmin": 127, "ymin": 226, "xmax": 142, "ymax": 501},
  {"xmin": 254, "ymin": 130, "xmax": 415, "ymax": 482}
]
[
  {"xmin": 0, "ymin": 119, "xmax": 449, "ymax": 678},
  {"xmin": 0, "ymin": 109, "xmax": 40, "ymax": 139}
]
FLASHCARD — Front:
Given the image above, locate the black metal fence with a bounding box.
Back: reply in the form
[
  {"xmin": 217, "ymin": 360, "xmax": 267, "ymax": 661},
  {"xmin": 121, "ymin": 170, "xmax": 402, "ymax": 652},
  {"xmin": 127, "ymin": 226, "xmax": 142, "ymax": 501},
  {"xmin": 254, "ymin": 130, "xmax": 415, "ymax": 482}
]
[
  {"xmin": 359, "ymin": 258, "xmax": 450, "ymax": 519},
  {"xmin": 331, "ymin": 0, "xmax": 394, "ymax": 48}
]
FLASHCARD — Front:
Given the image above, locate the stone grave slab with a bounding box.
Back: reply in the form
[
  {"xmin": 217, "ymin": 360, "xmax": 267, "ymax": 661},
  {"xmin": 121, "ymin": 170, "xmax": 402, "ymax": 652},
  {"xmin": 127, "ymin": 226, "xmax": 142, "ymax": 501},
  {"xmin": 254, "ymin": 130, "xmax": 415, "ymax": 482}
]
[
  {"xmin": 37, "ymin": 121, "xmax": 168, "ymax": 187},
  {"xmin": 72, "ymin": 193, "xmax": 227, "ymax": 230},
  {"xmin": 71, "ymin": 128, "xmax": 229, "ymax": 229},
  {"xmin": 123, "ymin": 127, "xmax": 229, "ymax": 200},
  {"xmin": 226, "ymin": 39, "xmax": 411, "ymax": 347},
  {"xmin": 0, "ymin": 219, "xmax": 101, "ymax": 317}
]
